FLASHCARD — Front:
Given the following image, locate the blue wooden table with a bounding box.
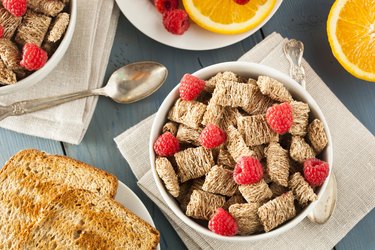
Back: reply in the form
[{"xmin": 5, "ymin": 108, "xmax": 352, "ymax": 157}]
[{"xmin": 1, "ymin": 0, "xmax": 374, "ymax": 249}]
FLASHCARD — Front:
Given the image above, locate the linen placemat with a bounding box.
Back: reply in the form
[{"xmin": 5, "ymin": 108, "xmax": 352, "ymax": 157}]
[
  {"xmin": 115, "ymin": 33, "xmax": 375, "ymax": 250},
  {"xmin": 0, "ymin": 0, "xmax": 120, "ymax": 144}
]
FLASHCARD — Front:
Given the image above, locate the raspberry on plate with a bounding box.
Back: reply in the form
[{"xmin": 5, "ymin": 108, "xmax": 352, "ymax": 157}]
[
  {"xmin": 20, "ymin": 43, "xmax": 48, "ymax": 71},
  {"xmin": 303, "ymin": 158, "xmax": 329, "ymax": 186},
  {"xmin": 179, "ymin": 73, "xmax": 205, "ymax": 101},
  {"xmin": 163, "ymin": 9, "xmax": 190, "ymax": 35},
  {"xmin": 154, "ymin": 132, "xmax": 180, "ymax": 157},
  {"xmin": 199, "ymin": 124, "xmax": 227, "ymax": 149},
  {"xmin": 154, "ymin": 0, "xmax": 178, "ymax": 14},
  {"xmin": 266, "ymin": 102, "xmax": 293, "ymax": 134},
  {"xmin": 233, "ymin": 156, "xmax": 263, "ymax": 185},
  {"xmin": 3, "ymin": 0, "xmax": 27, "ymax": 17},
  {"xmin": 234, "ymin": 0, "xmax": 250, "ymax": 4},
  {"xmin": 208, "ymin": 208, "xmax": 238, "ymax": 236}
]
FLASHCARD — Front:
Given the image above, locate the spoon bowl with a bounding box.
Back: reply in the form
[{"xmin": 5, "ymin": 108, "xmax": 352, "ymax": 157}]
[{"xmin": 105, "ymin": 61, "xmax": 168, "ymax": 103}]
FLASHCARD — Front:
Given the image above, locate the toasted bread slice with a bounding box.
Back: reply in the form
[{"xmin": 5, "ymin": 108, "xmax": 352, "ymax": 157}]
[
  {"xmin": 22, "ymin": 189, "xmax": 160, "ymax": 250},
  {"xmin": 0, "ymin": 149, "xmax": 118, "ymax": 249}
]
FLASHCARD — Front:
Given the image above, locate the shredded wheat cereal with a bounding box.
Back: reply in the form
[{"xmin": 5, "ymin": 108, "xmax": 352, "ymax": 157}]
[
  {"xmin": 257, "ymin": 76, "xmax": 293, "ymax": 102},
  {"xmin": 229, "ymin": 203, "xmax": 262, "ymax": 235},
  {"xmin": 186, "ymin": 190, "xmax": 225, "ymax": 220},
  {"xmin": 264, "ymin": 142, "xmax": 290, "ymax": 187},
  {"xmin": 290, "ymin": 136, "xmax": 316, "ymax": 163},
  {"xmin": 239, "ymin": 179, "xmax": 272, "ymax": 203},
  {"xmin": 202, "ymin": 165, "xmax": 238, "ymax": 196},
  {"xmin": 307, "ymin": 119, "xmax": 328, "ymax": 154},
  {"xmin": 289, "ymin": 172, "xmax": 317, "ymax": 206}
]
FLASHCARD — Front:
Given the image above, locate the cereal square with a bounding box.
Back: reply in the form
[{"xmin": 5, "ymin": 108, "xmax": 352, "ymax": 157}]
[
  {"xmin": 242, "ymin": 86, "xmax": 275, "ymax": 115},
  {"xmin": 186, "ymin": 189, "xmax": 226, "ymax": 220},
  {"xmin": 0, "ymin": 59, "xmax": 16, "ymax": 84},
  {"xmin": 177, "ymin": 178, "xmax": 205, "ymax": 212},
  {"xmin": 202, "ymin": 165, "xmax": 238, "ymax": 196},
  {"xmin": 201, "ymin": 101, "xmax": 225, "ymax": 126},
  {"xmin": 176, "ymin": 124, "xmax": 201, "ymax": 146},
  {"xmin": 155, "ymin": 157, "xmax": 180, "ymax": 197},
  {"xmin": 289, "ymin": 101, "xmax": 310, "ymax": 136},
  {"xmin": 15, "ymin": 10, "xmax": 52, "ymax": 47},
  {"xmin": 28, "ymin": 0, "xmax": 65, "ymax": 17},
  {"xmin": 205, "ymin": 71, "xmax": 238, "ymax": 93},
  {"xmin": 0, "ymin": 7, "xmax": 22, "ymax": 39},
  {"xmin": 237, "ymin": 115, "xmax": 279, "ymax": 147},
  {"xmin": 211, "ymin": 81, "xmax": 256, "ymax": 109},
  {"xmin": 46, "ymin": 12, "xmax": 69, "ymax": 42},
  {"xmin": 220, "ymin": 107, "xmax": 240, "ymax": 131},
  {"xmin": 175, "ymin": 146, "xmax": 214, "ymax": 182},
  {"xmin": 257, "ymin": 192, "xmax": 296, "ymax": 232},
  {"xmin": 307, "ymin": 119, "xmax": 328, "ymax": 154},
  {"xmin": 0, "ymin": 39, "xmax": 21, "ymax": 71},
  {"xmin": 239, "ymin": 179, "xmax": 272, "ymax": 203},
  {"xmin": 168, "ymin": 98, "xmax": 207, "ymax": 129},
  {"xmin": 264, "ymin": 142, "xmax": 290, "ymax": 187},
  {"xmin": 257, "ymin": 76, "xmax": 293, "ymax": 102},
  {"xmin": 229, "ymin": 203, "xmax": 262, "ymax": 235},
  {"xmin": 290, "ymin": 136, "xmax": 316, "ymax": 163},
  {"xmin": 162, "ymin": 121, "xmax": 178, "ymax": 136},
  {"xmin": 226, "ymin": 125, "xmax": 257, "ymax": 162},
  {"xmin": 289, "ymin": 172, "xmax": 317, "ymax": 206}
]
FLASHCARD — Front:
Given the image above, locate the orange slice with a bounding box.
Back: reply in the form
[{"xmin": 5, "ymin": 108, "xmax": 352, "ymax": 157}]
[
  {"xmin": 327, "ymin": 0, "xmax": 375, "ymax": 82},
  {"xmin": 182, "ymin": 0, "xmax": 277, "ymax": 34}
]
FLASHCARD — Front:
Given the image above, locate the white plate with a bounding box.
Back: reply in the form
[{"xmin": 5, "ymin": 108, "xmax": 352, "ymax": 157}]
[
  {"xmin": 116, "ymin": 0, "xmax": 283, "ymax": 50},
  {"xmin": 115, "ymin": 181, "xmax": 160, "ymax": 250}
]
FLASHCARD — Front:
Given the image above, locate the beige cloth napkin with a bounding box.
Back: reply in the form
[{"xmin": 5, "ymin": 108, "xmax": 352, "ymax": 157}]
[
  {"xmin": 0, "ymin": 0, "xmax": 119, "ymax": 144},
  {"xmin": 115, "ymin": 33, "xmax": 375, "ymax": 250}
]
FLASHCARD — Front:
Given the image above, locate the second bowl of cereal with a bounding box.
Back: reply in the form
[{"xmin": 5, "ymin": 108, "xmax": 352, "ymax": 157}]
[
  {"xmin": 0, "ymin": 0, "xmax": 77, "ymax": 95},
  {"xmin": 150, "ymin": 61, "xmax": 333, "ymax": 241}
]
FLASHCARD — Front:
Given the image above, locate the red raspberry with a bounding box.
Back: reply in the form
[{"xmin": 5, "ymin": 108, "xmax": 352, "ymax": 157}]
[
  {"xmin": 153, "ymin": 132, "xmax": 180, "ymax": 157},
  {"xmin": 20, "ymin": 44, "xmax": 48, "ymax": 71},
  {"xmin": 303, "ymin": 158, "xmax": 329, "ymax": 186},
  {"xmin": 266, "ymin": 102, "xmax": 293, "ymax": 134},
  {"xmin": 0, "ymin": 25, "xmax": 4, "ymax": 38},
  {"xmin": 199, "ymin": 124, "xmax": 227, "ymax": 149},
  {"xmin": 233, "ymin": 156, "xmax": 263, "ymax": 185},
  {"xmin": 234, "ymin": 0, "xmax": 250, "ymax": 4},
  {"xmin": 154, "ymin": 0, "xmax": 178, "ymax": 14},
  {"xmin": 179, "ymin": 74, "xmax": 205, "ymax": 101},
  {"xmin": 163, "ymin": 9, "xmax": 190, "ymax": 35},
  {"xmin": 3, "ymin": 0, "xmax": 26, "ymax": 17},
  {"xmin": 208, "ymin": 208, "xmax": 238, "ymax": 236}
]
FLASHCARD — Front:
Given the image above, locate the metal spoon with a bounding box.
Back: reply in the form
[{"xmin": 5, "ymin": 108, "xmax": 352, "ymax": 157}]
[
  {"xmin": 0, "ymin": 61, "xmax": 168, "ymax": 121},
  {"xmin": 284, "ymin": 39, "xmax": 337, "ymax": 224}
]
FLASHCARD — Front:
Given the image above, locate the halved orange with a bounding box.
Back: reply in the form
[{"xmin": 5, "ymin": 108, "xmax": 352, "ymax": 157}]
[
  {"xmin": 327, "ymin": 0, "xmax": 375, "ymax": 82},
  {"xmin": 182, "ymin": 0, "xmax": 277, "ymax": 35}
]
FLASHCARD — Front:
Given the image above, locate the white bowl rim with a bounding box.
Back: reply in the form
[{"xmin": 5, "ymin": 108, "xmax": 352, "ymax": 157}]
[
  {"xmin": 0, "ymin": 0, "xmax": 77, "ymax": 95},
  {"xmin": 150, "ymin": 61, "xmax": 333, "ymax": 242}
]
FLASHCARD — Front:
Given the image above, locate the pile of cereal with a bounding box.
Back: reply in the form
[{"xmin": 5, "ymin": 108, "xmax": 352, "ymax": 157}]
[
  {"xmin": 153, "ymin": 71, "xmax": 330, "ymax": 236},
  {"xmin": 0, "ymin": 0, "xmax": 70, "ymax": 85}
]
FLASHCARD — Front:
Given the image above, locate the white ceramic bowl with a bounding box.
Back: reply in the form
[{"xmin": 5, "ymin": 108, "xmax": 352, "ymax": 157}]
[
  {"xmin": 150, "ymin": 62, "xmax": 333, "ymax": 242},
  {"xmin": 0, "ymin": 0, "xmax": 77, "ymax": 95}
]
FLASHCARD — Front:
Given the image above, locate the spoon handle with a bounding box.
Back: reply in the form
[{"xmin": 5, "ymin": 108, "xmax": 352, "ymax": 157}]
[
  {"xmin": 0, "ymin": 89, "xmax": 103, "ymax": 121},
  {"xmin": 283, "ymin": 39, "xmax": 337, "ymax": 224}
]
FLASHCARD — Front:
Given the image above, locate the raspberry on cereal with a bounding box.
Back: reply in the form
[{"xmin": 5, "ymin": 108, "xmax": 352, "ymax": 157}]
[
  {"xmin": 199, "ymin": 124, "xmax": 227, "ymax": 149},
  {"xmin": 163, "ymin": 9, "xmax": 190, "ymax": 35},
  {"xmin": 233, "ymin": 156, "xmax": 263, "ymax": 185},
  {"xmin": 20, "ymin": 43, "xmax": 48, "ymax": 71},
  {"xmin": 153, "ymin": 132, "xmax": 180, "ymax": 157},
  {"xmin": 208, "ymin": 208, "xmax": 238, "ymax": 236},
  {"xmin": 179, "ymin": 73, "xmax": 205, "ymax": 101},
  {"xmin": 266, "ymin": 102, "xmax": 294, "ymax": 134},
  {"xmin": 3, "ymin": 0, "xmax": 26, "ymax": 17},
  {"xmin": 0, "ymin": 25, "xmax": 4, "ymax": 38},
  {"xmin": 303, "ymin": 158, "xmax": 329, "ymax": 186},
  {"xmin": 154, "ymin": 0, "xmax": 178, "ymax": 14}
]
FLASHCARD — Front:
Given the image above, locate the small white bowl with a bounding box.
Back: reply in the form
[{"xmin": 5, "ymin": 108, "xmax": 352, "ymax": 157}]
[
  {"xmin": 0, "ymin": 0, "xmax": 77, "ymax": 95},
  {"xmin": 150, "ymin": 62, "xmax": 333, "ymax": 242}
]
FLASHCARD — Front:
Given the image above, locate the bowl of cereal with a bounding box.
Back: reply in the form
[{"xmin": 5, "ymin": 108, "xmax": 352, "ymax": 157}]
[
  {"xmin": 0, "ymin": 0, "xmax": 77, "ymax": 95},
  {"xmin": 150, "ymin": 61, "xmax": 333, "ymax": 241}
]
